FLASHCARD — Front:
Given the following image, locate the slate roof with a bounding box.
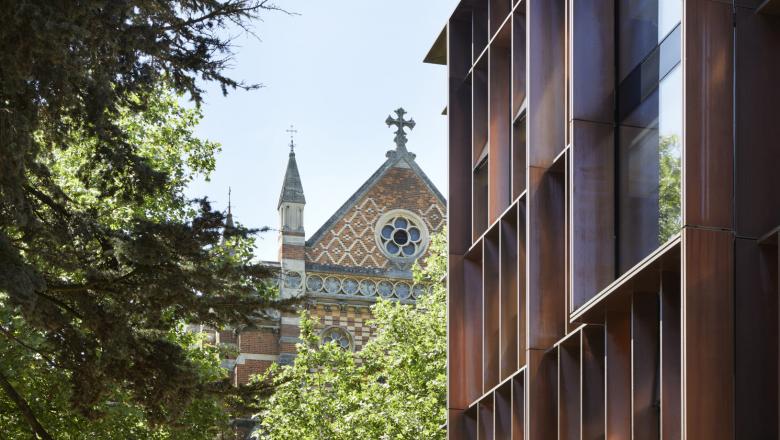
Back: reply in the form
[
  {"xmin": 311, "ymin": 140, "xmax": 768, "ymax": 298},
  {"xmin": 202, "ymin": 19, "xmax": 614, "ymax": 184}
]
[{"xmin": 278, "ymin": 150, "xmax": 306, "ymax": 208}]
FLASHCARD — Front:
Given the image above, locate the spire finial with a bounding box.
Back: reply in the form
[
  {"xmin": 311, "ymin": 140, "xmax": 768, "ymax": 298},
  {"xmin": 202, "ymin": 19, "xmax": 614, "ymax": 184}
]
[
  {"xmin": 385, "ymin": 107, "xmax": 416, "ymax": 152},
  {"xmin": 225, "ymin": 187, "xmax": 235, "ymax": 228},
  {"xmin": 286, "ymin": 125, "xmax": 298, "ymax": 153}
]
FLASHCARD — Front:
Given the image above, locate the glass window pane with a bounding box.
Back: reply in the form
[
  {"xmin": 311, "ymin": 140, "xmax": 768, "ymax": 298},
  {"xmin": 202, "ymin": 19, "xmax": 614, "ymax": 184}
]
[
  {"xmin": 394, "ymin": 229, "xmax": 409, "ymax": 245},
  {"xmin": 658, "ymin": 65, "xmax": 682, "ymax": 243},
  {"xmin": 659, "ymin": 0, "xmax": 682, "ymax": 42},
  {"xmin": 381, "ymin": 225, "xmax": 394, "ymax": 239},
  {"xmin": 617, "ymin": 2, "xmax": 681, "ymax": 273},
  {"xmin": 386, "ymin": 242, "xmax": 399, "ymax": 255}
]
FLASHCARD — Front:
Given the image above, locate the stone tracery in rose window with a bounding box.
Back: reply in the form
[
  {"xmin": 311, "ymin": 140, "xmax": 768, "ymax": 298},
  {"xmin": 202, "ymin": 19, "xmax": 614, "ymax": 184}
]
[{"xmin": 374, "ymin": 209, "xmax": 430, "ymax": 263}]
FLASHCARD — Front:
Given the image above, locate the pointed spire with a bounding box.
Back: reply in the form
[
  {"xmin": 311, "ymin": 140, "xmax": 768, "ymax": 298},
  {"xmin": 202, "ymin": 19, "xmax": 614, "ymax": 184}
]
[
  {"xmin": 278, "ymin": 132, "xmax": 305, "ymax": 208},
  {"xmin": 225, "ymin": 187, "xmax": 234, "ymax": 228}
]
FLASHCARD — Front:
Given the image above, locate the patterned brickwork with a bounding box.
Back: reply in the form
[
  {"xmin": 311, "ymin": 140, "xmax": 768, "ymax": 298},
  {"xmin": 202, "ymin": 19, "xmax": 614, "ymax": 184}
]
[
  {"xmin": 310, "ymin": 304, "xmax": 375, "ymax": 351},
  {"xmin": 306, "ymin": 166, "xmax": 445, "ymax": 268},
  {"xmin": 224, "ymin": 154, "xmax": 445, "ymax": 387}
]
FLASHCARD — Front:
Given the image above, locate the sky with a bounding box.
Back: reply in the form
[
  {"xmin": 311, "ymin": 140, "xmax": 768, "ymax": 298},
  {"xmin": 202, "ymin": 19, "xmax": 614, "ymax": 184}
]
[{"xmin": 185, "ymin": 0, "xmax": 458, "ymax": 261}]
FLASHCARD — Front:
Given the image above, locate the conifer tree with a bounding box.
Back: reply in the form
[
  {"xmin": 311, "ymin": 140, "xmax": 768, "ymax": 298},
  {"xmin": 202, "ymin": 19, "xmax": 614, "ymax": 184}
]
[{"xmin": 0, "ymin": 2, "xmax": 288, "ymax": 437}]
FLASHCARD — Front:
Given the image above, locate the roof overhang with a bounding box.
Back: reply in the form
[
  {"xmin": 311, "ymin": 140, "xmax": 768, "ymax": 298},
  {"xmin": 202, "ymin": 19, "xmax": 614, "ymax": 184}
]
[{"xmin": 423, "ymin": 25, "xmax": 448, "ymax": 65}]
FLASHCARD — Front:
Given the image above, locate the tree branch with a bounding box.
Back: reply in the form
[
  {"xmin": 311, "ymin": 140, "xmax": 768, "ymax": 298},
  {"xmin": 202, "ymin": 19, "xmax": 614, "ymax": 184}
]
[
  {"xmin": 0, "ymin": 369, "xmax": 54, "ymax": 440},
  {"xmin": 0, "ymin": 325, "xmax": 57, "ymax": 366}
]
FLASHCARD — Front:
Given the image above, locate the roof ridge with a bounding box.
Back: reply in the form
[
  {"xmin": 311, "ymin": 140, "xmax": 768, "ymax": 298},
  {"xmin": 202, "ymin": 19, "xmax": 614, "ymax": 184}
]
[{"xmin": 305, "ymin": 151, "xmax": 445, "ymax": 248}]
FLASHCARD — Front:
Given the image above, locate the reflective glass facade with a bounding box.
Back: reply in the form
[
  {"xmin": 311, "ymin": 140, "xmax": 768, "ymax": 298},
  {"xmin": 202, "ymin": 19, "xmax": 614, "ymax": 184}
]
[{"xmin": 617, "ymin": 0, "xmax": 682, "ymax": 272}]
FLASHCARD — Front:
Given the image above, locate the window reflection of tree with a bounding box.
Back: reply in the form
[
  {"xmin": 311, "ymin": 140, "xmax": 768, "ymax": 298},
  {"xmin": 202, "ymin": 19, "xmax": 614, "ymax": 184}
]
[{"xmin": 658, "ymin": 133, "xmax": 681, "ymax": 243}]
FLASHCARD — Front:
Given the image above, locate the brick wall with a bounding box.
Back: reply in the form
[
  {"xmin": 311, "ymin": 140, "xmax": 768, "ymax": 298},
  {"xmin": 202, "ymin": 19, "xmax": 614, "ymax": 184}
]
[
  {"xmin": 238, "ymin": 328, "xmax": 278, "ymax": 355},
  {"xmin": 279, "ymin": 243, "xmax": 305, "ymax": 260},
  {"xmin": 219, "ymin": 330, "xmax": 237, "ymax": 345},
  {"xmin": 311, "ymin": 304, "xmax": 375, "ymax": 351},
  {"xmin": 234, "ymin": 359, "xmax": 274, "ymax": 386},
  {"xmin": 306, "ymin": 166, "xmax": 445, "ymax": 269}
]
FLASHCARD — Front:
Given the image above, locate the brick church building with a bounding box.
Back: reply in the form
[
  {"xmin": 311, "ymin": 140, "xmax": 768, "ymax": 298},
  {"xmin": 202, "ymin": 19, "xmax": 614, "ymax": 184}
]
[{"xmin": 217, "ymin": 108, "xmax": 446, "ymax": 385}]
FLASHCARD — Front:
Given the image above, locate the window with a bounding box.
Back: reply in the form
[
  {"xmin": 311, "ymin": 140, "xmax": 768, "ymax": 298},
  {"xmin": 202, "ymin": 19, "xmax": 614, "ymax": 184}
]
[
  {"xmin": 616, "ymin": 0, "xmax": 682, "ymax": 273},
  {"xmin": 284, "ymin": 272, "xmax": 302, "ymax": 289},
  {"xmin": 375, "ymin": 209, "xmax": 430, "ymax": 262},
  {"xmin": 321, "ymin": 326, "xmax": 353, "ymax": 350}
]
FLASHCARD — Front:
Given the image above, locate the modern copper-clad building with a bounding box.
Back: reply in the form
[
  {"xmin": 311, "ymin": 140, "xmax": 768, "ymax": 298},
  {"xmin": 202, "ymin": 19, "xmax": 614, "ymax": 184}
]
[{"xmin": 425, "ymin": 0, "xmax": 780, "ymax": 438}]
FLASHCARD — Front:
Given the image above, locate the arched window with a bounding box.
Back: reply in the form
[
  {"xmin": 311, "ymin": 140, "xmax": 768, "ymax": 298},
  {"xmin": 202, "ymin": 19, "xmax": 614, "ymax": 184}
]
[{"xmin": 320, "ymin": 326, "xmax": 353, "ymax": 351}]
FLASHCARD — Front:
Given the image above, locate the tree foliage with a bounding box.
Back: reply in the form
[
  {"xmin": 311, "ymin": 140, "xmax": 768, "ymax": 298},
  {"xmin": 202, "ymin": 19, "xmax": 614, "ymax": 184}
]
[
  {"xmin": 253, "ymin": 233, "xmax": 448, "ymax": 440},
  {"xmin": 0, "ymin": 2, "xmax": 288, "ymax": 437},
  {"xmin": 0, "ymin": 316, "xmax": 231, "ymax": 439}
]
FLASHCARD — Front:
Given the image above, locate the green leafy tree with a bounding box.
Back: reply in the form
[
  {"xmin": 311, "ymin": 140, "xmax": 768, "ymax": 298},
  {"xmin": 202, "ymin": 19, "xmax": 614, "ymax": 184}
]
[
  {"xmin": 0, "ymin": 316, "xmax": 231, "ymax": 439},
  {"xmin": 0, "ymin": 81, "xmax": 284, "ymax": 438},
  {"xmin": 254, "ymin": 232, "xmax": 447, "ymax": 440},
  {"xmin": 0, "ymin": 3, "xmax": 291, "ymax": 435}
]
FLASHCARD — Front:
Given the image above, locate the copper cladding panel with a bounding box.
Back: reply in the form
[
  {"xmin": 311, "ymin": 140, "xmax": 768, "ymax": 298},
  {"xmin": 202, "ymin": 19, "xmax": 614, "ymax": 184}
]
[
  {"xmin": 734, "ymin": 238, "xmax": 778, "ymax": 438},
  {"xmin": 581, "ymin": 326, "xmax": 605, "ymax": 440},
  {"xmin": 527, "ymin": 0, "xmax": 566, "ymax": 168},
  {"xmin": 631, "ymin": 291, "xmax": 660, "ymax": 440},
  {"xmin": 682, "ymin": 227, "xmax": 734, "ymax": 439},
  {"xmin": 495, "ymin": 382, "xmax": 513, "ymax": 438},
  {"xmin": 500, "ymin": 212, "xmax": 520, "ymax": 379},
  {"xmin": 484, "ymin": 230, "xmax": 501, "ymax": 391},
  {"xmin": 683, "ymin": 0, "xmax": 733, "ymax": 230},
  {"xmin": 526, "ymin": 349, "xmax": 557, "ymax": 439},
  {"xmin": 734, "ymin": 10, "xmax": 780, "ymax": 238},
  {"xmin": 465, "ymin": 247, "xmax": 485, "ymax": 404},
  {"xmin": 606, "ymin": 302, "xmax": 631, "ymax": 440},
  {"xmin": 449, "ymin": 255, "xmax": 469, "ymax": 409},
  {"xmin": 449, "ymin": 409, "xmax": 470, "ymax": 440},
  {"xmin": 569, "ymin": 0, "xmax": 614, "ymax": 125},
  {"xmin": 661, "ymin": 270, "xmax": 682, "ymax": 440},
  {"xmin": 488, "ymin": 41, "xmax": 512, "ymax": 221},
  {"xmin": 558, "ymin": 336, "xmax": 581, "ymax": 440},
  {"xmin": 448, "ymin": 16, "xmax": 473, "ymax": 255},
  {"xmin": 527, "ymin": 166, "xmax": 566, "ymax": 350},
  {"xmin": 512, "ymin": 376, "xmax": 525, "ymax": 440},
  {"xmin": 571, "ymin": 120, "xmax": 615, "ymax": 310}
]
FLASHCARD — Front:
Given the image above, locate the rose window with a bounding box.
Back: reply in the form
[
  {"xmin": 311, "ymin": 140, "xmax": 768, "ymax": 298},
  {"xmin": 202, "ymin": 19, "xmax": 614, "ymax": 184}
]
[
  {"xmin": 375, "ymin": 210, "xmax": 429, "ymax": 262},
  {"xmin": 321, "ymin": 327, "xmax": 352, "ymax": 350}
]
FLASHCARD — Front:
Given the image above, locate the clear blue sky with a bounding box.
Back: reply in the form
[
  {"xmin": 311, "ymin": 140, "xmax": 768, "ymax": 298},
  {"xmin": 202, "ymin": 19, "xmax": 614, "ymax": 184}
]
[{"xmin": 185, "ymin": 0, "xmax": 457, "ymax": 261}]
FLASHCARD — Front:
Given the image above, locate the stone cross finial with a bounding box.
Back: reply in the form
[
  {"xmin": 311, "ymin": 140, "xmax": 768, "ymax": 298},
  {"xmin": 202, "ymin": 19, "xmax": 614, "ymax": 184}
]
[
  {"xmin": 286, "ymin": 125, "xmax": 298, "ymax": 152},
  {"xmin": 385, "ymin": 108, "xmax": 416, "ymax": 152}
]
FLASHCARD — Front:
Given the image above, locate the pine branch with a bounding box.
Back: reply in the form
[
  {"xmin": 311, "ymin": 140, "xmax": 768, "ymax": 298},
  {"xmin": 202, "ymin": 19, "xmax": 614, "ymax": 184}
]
[{"xmin": 0, "ymin": 370, "xmax": 54, "ymax": 440}]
